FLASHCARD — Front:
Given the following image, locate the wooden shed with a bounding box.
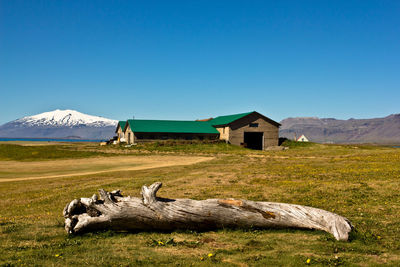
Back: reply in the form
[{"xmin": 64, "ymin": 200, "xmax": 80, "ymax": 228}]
[{"xmin": 210, "ymin": 111, "xmax": 280, "ymax": 150}]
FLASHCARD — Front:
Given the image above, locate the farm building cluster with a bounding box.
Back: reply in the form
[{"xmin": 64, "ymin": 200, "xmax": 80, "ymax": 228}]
[{"xmin": 115, "ymin": 111, "xmax": 280, "ymax": 150}]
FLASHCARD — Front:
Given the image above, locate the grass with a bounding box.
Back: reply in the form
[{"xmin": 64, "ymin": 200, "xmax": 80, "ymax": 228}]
[
  {"xmin": 281, "ymin": 139, "xmax": 317, "ymax": 148},
  {"xmin": 0, "ymin": 144, "xmax": 109, "ymax": 161},
  {"xmin": 109, "ymin": 140, "xmax": 251, "ymax": 155},
  {"xmin": 1, "ymin": 142, "xmax": 400, "ymax": 266}
]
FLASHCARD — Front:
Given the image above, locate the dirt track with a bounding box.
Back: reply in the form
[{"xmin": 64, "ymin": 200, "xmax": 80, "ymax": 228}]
[{"xmin": 0, "ymin": 155, "xmax": 214, "ymax": 182}]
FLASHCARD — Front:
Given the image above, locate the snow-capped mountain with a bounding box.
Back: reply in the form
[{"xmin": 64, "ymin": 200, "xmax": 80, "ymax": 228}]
[
  {"xmin": 0, "ymin": 109, "xmax": 118, "ymax": 140},
  {"xmin": 14, "ymin": 109, "xmax": 118, "ymax": 127}
]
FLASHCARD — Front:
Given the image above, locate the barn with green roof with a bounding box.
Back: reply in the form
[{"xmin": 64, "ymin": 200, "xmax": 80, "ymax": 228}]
[{"xmin": 120, "ymin": 111, "xmax": 280, "ymax": 150}]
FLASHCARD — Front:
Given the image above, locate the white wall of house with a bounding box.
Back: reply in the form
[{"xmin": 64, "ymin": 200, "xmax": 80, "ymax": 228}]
[
  {"xmin": 116, "ymin": 125, "xmax": 126, "ymax": 143},
  {"xmin": 124, "ymin": 125, "xmax": 135, "ymax": 144}
]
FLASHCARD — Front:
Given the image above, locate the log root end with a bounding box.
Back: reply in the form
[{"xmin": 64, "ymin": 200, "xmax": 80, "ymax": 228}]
[{"xmin": 63, "ymin": 190, "xmax": 122, "ymax": 234}]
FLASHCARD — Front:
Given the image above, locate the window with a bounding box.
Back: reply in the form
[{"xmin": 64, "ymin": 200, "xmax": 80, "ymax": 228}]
[{"xmin": 249, "ymin": 123, "xmax": 259, "ymax": 127}]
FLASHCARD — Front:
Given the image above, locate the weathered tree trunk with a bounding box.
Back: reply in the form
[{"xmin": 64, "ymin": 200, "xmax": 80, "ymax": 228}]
[{"xmin": 63, "ymin": 182, "xmax": 353, "ymax": 241}]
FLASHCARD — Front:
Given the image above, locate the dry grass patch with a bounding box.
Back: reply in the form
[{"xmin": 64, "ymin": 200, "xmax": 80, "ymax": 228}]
[{"xmin": 0, "ymin": 155, "xmax": 213, "ymax": 182}]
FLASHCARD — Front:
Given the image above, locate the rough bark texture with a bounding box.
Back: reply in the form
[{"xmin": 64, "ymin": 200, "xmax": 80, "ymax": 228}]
[{"xmin": 63, "ymin": 182, "xmax": 353, "ymax": 241}]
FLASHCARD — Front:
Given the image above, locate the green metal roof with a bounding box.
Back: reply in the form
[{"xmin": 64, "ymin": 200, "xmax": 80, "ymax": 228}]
[
  {"xmin": 209, "ymin": 111, "xmax": 254, "ymax": 126},
  {"xmin": 126, "ymin": 119, "xmax": 219, "ymax": 134},
  {"xmin": 118, "ymin": 121, "xmax": 126, "ymax": 129},
  {"xmin": 115, "ymin": 121, "xmax": 127, "ymax": 133}
]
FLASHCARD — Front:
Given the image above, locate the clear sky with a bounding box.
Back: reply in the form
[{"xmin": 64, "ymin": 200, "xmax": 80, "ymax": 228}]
[{"xmin": 1, "ymin": 0, "xmax": 399, "ymax": 124}]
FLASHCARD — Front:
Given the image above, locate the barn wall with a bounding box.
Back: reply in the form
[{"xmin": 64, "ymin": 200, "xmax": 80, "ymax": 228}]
[
  {"xmin": 228, "ymin": 113, "xmax": 279, "ymax": 149},
  {"xmin": 133, "ymin": 132, "xmax": 219, "ymax": 142}
]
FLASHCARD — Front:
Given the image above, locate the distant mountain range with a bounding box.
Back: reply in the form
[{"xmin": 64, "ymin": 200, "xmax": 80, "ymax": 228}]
[
  {"xmin": 280, "ymin": 114, "xmax": 400, "ymax": 144},
  {"xmin": 1, "ymin": 109, "xmax": 399, "ymax": 144},
  {"xmin": 0, "ymin": 109, "xmax": 118, "ymax": 140}
]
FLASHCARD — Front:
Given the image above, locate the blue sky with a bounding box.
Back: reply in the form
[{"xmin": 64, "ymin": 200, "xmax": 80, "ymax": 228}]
[{"xmin": 0, "ymin": 0, "xmax": 399, "ymax": 124}]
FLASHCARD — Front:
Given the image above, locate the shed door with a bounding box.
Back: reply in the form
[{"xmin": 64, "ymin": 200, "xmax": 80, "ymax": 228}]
[{"xmin": 244, "ymin": 132, "xmax": 263, "ymax": 150}]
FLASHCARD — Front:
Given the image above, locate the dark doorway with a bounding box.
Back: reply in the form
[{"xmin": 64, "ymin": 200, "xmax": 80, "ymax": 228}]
[{"xmin": 244, "ymin": 132, "xmax": 263, "ymax": 150}]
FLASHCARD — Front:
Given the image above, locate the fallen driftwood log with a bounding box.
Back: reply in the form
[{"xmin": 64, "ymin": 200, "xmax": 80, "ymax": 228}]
[{"xmin": 63, "ymin": 182, "xmax": 353, "ymax": 241}]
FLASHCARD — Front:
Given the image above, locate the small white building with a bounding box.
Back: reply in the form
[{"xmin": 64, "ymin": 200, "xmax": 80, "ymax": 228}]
[{"xmin": 297, "ymin": 134, "xmax": 309, "ymax": 142}]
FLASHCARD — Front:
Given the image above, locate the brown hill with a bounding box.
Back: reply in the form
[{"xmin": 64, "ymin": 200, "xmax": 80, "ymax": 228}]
[{"xmin": 279, "ymin": 114, "xmax": 400, "ymax": 144}]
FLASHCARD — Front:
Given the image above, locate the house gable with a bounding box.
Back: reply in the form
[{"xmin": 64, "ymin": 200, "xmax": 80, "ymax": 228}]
[
  {"xmin": 297, "ymin": 135, "xmax": 309, "ymax": 142},
  {"xmin": 224, "ymin": 112, "xmax": 280, "ymax": 149},
  {"xmin": 115, "ymin": 121, "xmax": 126, "ymax": 133},
  {"xmin": 211, "ymin": 111, "xmax": 280, "ymax": 128}
]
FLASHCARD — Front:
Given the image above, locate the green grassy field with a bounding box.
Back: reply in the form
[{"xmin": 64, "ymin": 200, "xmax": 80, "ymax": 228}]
[
  {"xmin": 1, "ymin": 142, "xmax": 400, "ymax": 266},
  {"xmin": 0, "ymin": 143, "xmax": 109, "ymax": 161}
]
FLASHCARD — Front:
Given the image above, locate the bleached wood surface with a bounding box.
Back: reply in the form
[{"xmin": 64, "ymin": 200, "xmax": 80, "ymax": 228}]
[{"xmin": 63, "ymin": 182, "xmax": 353, "ymax": 241}]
